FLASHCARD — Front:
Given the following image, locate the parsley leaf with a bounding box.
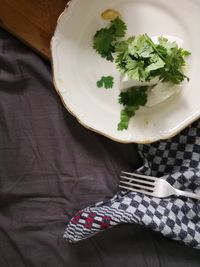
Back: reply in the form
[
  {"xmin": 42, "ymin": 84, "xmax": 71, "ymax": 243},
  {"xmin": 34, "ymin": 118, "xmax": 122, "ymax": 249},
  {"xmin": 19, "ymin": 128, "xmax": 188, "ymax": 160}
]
[
  {"xmin": 146, "ymin": 54, "xmax": 165, "ymax": 72},
  {"xmin": 97, "ymin": 76, "xmax": 114, "ymax": 89},
  {"xmin": 118, "ymin": 86, "xmax": 148, "ymax": 130},
  {"xmin": 126, "ymin": 59, "xmax": 149, "ymax": 81},
  {"xmin": 115, "ymin": 34, "xmax": 191, "ymax": 84},
  {"xmin": 93, "ymin": 17, "xmax": 127, "ymax": 62},
  {"xmin": 115, "ymin": 37, "xmax": 135, "ymax": 53},
  {"xmin": 118, "ymin": 106, "xmax": 137, "ymax": 131},
  {"xmin": 110, "ymin": 17, "xmax": 127, "ymax": 37},
  {"xmin": 128, "ymin": 35, "xmax": 154, "ymax": 58},
  {"xmin": 93, "ymin": 28, "xmax": 115, "ymax": 61},
  {"xmin": 144, "ymin": 34, "xmax": 190, "ymax": 83}
]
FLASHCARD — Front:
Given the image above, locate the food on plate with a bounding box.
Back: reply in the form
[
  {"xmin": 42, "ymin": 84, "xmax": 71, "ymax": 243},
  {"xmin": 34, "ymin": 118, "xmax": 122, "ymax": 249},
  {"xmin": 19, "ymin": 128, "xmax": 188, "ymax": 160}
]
[
  {"xmin": 117, "ymin": 34, "xmax": 189, "ymax": 109},
  {"xmin": 93, "ymin": 15, "xmax": 191, "ymax": 130},
  {"xmin": 101, "ymin": 9, "xmax": 121, "ymax": 20},
  {"xmin": 97, "ymin": 76, "xmax": 114, "ymax": 89},
  {"xmin": 93, "ymin": 17, "xmax": 127, "ymax": 61}
]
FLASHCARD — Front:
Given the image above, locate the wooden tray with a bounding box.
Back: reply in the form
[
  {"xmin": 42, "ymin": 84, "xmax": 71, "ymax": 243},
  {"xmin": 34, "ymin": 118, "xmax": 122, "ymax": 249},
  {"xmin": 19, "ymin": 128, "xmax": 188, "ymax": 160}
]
[{"xmin": 0, "ymin": 0, "xmax": 69, "ymax": 60}]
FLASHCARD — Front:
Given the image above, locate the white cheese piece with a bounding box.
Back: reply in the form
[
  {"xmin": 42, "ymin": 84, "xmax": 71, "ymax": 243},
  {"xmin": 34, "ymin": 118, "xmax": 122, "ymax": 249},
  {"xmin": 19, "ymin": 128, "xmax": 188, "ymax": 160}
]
[
  {"xmin": 120, "ymin": 74, "xmax": 159, "ymax": 91},
  {"xmin": 146, "ymin": 83, "xmax": 181, "ymax": 107}
]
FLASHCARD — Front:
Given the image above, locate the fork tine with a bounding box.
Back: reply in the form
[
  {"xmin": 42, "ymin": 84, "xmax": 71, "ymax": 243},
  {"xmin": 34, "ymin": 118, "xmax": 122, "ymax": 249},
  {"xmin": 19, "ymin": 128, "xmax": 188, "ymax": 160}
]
[
  {"xmin": 122, "ymin": 171, "xmax": 158, "ymax": 182},
  {"xmin": 120, "ymin": 175, "xmax": 155, "ymax": 186},
  {"xmin": 120, "ymin": 180, "xmax": 154, "ymax": 191},
  {"xmin": 119, "ymin": 185, "xmax": 154, "ymax": 196}
]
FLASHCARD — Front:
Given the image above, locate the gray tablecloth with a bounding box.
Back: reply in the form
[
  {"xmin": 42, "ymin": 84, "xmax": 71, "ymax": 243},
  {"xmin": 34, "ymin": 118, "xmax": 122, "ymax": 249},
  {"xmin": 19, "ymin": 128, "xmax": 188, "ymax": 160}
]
[{"xmin": 0, "ymin": 28, "xmax": 200, "ymax": 267}]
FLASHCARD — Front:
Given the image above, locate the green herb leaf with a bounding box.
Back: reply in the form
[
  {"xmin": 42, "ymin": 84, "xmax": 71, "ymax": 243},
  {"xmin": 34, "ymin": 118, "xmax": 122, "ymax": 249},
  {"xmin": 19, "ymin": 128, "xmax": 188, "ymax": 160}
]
[
  {"xmin": 110, "ymin": 17, "xmax": 127, "ymax": 37},
  {"xmin": 115, "ymin": 37, "xmax": 135, "ymax": 53},
  {"xmin": 97, "ymin": 76, "xmax": 114, "ymax": 89},
  {"xmin": 146, "ymin": 54, "xmax": 165, "ymax": 72},
  {"xmin": 118, "ymin": 106, "xmax": 137, "ymax": 131},
  {"xmin": 115, "ymin": 34, "xmax": 191, "ymax": 84},
  {"xmin": 93, "ymin": 17, "xmax": 127, "ymax": 62},
  {"xmin": 144, "ymin": 34, "xmax": 190, "ymax": 83},
  {"xmin": 93, "ymin": 28, "xmax": 115, "ymax": 61},
  {"xmin": 118, "ymin": 86, "xmax": 148, "ymax": 130},
  {"xmin": 158, "ymin": 36, "xmax": 177, "ymax": 54},
  {"xmin": 128, "ymin": 35, "xmax": 154, "ymax": 58},
  {"xmin": 126, "ymin": 60, "xmax": 149, "ymax": 81}
]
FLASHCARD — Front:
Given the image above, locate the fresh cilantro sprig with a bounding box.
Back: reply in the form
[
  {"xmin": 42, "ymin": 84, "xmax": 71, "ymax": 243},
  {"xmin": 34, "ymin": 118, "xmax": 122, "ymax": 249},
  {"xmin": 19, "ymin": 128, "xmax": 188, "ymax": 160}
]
[
  {"xmin": 118, "ymin": 86, "xmax": 148, "ymax": 130},
  {"xmin": 93, "ymin": 17, "xmax": 127, "ymax": 62},
  {"xmin": 115, "ymin": 34, "xmax": 191, "ymax": 84},
  {"xmin": 143, "ymin": 34, "xmax": 190, "ymax": 84},
  {"xmin": 97, "ymin": 76, "xmax": 114, "ymax": 89}
]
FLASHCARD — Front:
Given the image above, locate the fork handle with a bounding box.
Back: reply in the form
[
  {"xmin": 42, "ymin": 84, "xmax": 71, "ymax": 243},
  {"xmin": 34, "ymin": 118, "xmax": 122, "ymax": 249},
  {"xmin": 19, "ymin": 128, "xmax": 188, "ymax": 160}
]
[{"xmin": 175, "ymin": 189, "xmax": 200, "ymax": 200}]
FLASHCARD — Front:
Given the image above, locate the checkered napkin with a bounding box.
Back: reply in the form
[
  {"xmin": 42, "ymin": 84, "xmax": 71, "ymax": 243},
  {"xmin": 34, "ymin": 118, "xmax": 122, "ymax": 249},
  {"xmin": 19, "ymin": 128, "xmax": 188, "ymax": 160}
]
[{"xmin": 64, "ymin": 120, "xmax": 200, "ymax": 249}]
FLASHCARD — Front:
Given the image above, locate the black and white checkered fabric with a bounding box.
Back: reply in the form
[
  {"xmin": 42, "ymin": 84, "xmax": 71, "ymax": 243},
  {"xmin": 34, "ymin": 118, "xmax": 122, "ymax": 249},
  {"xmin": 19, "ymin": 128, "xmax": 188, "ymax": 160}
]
[{"xmin": 64, "ymin": 120, "xmax": 200, "ymax": 249}]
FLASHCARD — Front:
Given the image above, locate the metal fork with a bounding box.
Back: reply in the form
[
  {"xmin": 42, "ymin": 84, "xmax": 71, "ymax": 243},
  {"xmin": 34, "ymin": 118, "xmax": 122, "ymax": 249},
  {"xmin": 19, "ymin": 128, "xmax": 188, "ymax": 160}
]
[{"xmin": 120, "ymin": 171, "xmax": 200, "ymax": 200}]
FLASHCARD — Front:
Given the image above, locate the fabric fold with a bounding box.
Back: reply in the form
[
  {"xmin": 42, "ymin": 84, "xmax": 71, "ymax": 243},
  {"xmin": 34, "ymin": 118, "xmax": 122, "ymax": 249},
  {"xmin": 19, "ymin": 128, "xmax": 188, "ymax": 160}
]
[{"xmin": 64, "ymin": 120, "xmax": 200, "ymax": 249}]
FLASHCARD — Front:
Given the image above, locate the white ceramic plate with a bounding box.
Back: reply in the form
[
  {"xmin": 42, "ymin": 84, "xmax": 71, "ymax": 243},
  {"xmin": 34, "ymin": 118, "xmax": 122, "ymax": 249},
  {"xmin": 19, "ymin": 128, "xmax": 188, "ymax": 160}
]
[{"xmin": 51, "ymin": 0, "xmax": 200, "ymax": 143}]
